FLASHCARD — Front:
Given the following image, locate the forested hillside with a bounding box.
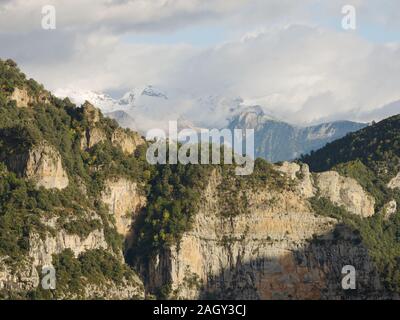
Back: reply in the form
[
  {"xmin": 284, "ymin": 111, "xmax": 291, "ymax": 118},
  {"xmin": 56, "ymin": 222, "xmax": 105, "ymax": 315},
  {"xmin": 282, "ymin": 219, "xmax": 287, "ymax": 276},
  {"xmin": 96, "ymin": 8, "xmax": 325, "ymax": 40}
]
[
  {"xmin": 302, "ymin": 115, "xmax": 400, "ymax": 294},
  {"xmin": 1, "ymin": 58, "xmax": 400, "ymax": 299}
]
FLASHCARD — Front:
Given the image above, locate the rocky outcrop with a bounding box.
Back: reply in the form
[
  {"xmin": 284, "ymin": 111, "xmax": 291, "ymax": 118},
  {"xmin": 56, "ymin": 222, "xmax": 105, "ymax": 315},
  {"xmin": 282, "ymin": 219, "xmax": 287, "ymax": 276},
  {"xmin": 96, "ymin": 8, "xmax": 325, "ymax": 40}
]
[
  {"xmin": 315, "ymin": 171, "xmax": 375, "ymax": 217},
  {"xmin": 25, "ymin": 142, "xmax": 69, "ymax": 190},
  {"xmin": 0, "ymin": 206, "xmax": 145, "ymax": 300},
  {"xmin": 101, "ymin": 178, "xmax": 146, "ymax": 236},
  {"xmin": 79, "ymin": 101, "xmax": 107, "ymax": 150},
  {"xmin": 145, "ymin": 169, "xmax": 384, "ymax": 300},
  {"xmin": 275, "ymin": 162, "xmax": 315, "ymax": 198},
  {"xmin": 383, "ymin": 200, "xmax": 397, "ymax": 221},
  {"xmin": 6, "ymin": 142, "xmax": 69, "ymax": 190},
  {"xmin": 1, "ymin": 211, "xmax": 145, "ymax": 299},
  {"xmin": 0, "ymin": 258, "xmax": 39, "ymax": 293},
  {"xmin": 84, "ymin": 278, "xmax": 144, "ymax": 300},
  {"xmin": 82, "ymin": 101, "xmax": 101, "ymax": 124},
  {"xmin": 9, "ymin": 87, "xmax": 31, "ymax": 108},
  {"xmin": 388, "ymin": 172, "xmax": 400, "ymax": 190},
  {"xmin": 29, "ymin": 229, "xmax": 108, "ymax": 267},
  {"xmin": 111, "ymin": 128, "xmax": 144, "ymax": 155},
  {"xmin": 81, "ymin": 127, "xmax": 107, "ymax": 150},
  {"xmin": 9, "ymin": 87, "xmax": 50, "ymax": 108}
]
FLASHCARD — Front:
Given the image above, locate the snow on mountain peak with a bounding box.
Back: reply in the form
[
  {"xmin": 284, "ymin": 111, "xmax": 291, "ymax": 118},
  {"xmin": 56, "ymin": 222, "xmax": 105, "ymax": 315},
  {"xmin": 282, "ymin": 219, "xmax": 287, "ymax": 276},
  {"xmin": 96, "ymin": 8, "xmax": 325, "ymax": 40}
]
[{"xmin": 54, "ymin": 87, "xmax": 276, "ymax": 133}]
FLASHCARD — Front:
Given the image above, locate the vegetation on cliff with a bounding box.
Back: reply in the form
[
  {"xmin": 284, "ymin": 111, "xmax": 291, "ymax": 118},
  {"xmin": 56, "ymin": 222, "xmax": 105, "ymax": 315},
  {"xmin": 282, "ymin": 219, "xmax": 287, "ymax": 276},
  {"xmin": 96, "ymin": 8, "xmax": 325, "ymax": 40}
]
[
  {"xmin": 304, "ymin": 117, "xmax": 400, "ymax": 294},
  {"xmin": 2, "ymin": 58, "xmax": 400, "ymax": 299},
  {"xmin": 0, "ymin": 59, "xmax": 148, "ymax": 298}
]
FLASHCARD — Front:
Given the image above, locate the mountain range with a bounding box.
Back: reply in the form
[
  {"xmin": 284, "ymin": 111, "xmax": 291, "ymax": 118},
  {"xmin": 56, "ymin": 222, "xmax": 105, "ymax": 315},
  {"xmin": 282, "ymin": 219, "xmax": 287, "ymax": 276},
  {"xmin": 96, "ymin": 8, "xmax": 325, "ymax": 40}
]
[
  {"xmin": 1, "ymin": 59, "xmax": 400, "ymax": 300},
  {"xmin": 55, "ymin": 88, "xmax": 368, "ymax": 162},
  {"xmin": 229, "ymin": 107, "xmax": 367, "ymax": 162}
]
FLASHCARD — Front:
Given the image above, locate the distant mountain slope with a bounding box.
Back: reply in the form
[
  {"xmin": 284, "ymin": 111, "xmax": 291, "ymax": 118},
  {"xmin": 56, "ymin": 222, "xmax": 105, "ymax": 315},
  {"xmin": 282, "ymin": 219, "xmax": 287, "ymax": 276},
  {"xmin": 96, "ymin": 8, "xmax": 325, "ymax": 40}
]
[
  {"xmin": 301, "ymin": 113, "xmax": 400, "ymax": 217},
  {"xmin": 55, "ymin": 88, "xmax": 246, "ymax": 133},
  {"xmin": 57, "ymin": 89, "xmax": 369, "ymax": 163},
  {"xmin": 229, "ymin": 108, "xmax": 367, "ymax": 162},
  {"xmin": 301, "ymin": 114, "xmax": 400, "ymax": 175}
]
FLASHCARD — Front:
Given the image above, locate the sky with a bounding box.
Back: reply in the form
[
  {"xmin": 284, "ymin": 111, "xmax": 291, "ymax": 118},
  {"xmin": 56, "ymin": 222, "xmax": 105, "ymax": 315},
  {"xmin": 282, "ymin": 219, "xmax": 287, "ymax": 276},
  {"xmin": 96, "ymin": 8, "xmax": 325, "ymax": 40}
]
[{"xmin": 0, "ymin": 0, "xmax": 399, "ymax": 125}]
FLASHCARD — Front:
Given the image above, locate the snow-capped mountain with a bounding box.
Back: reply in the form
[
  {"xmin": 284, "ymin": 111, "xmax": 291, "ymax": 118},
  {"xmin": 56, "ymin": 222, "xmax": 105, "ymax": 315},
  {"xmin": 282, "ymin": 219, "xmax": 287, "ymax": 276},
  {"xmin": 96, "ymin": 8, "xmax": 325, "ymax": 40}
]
[
  {"xmin": 55, "ymin": 86, "xmax": 173, "ymax": 132},
  {"xmin": 54, "ymin": 87, "xmax": 248, "ymax": 133},
  {"xmin": 54, "ymin": 89, "xmax": 117, "ymax": 112},
  {"xmin": 54, "ymin": 87, "xmax": 369, "ymax": 162}
]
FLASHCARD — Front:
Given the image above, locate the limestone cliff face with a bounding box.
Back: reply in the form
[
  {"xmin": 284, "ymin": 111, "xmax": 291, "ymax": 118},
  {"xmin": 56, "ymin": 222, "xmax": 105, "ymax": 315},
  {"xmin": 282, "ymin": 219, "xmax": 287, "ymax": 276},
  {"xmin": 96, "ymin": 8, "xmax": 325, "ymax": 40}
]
[
  {"xmin": 275, "ymin": 162, "xmax": 375, "ymax": 217},
  {"xmin": 0, "ymin": 258, "xmax": 39, "ymax": 293},
  {"xmin": 81, "ymin": 127, "xmax": 107, "ymax": 150},
  {"xmin": 79, "ymin": 102, "xmax": 145, "ymax": 154},
  {"xmin": 83, "ymin": 278, "xmax": 144, "ymax": 300},
  {"xmin": 82, "ymin": 101, "xmax": 101, "ymax": 124},
  {"xmin": 9, "ymin": 87, "xmax": 50, "ymax": 108},
  {"xmin": 111, "ymin": 128, "xmax": 145, "ymax": 155},
  {"xmin": 146, "ymin": 167, "xmax": 384, "ymax": 300},
  {"xmin": 274, "ymin": 162, "xmax": 315, "ymax": 198},
  {"xmin": 0, "ymin": 227, "xmax": 108, "ymax": 293},
  {"xmin": 315, "ymin": 171, "xmax": 375, "ymax": 217},
  {"xmin": 25, "ymin": 142, "xmax": 69, "ymax": 190},
  {"xmin": 7, "ymin": 141, "xmax": 69, "ymax": 190},
  {"xmin": 29, "ymin": 229, "xmax": 108, "ymax": 267},
  {"xmin": 0, "ymin": 211, "xmax": 145, "ymax": 299},
  {"xmin": 101, "ymin": 178, "xmax": 146, "ymax": 236},
  {"xmin": 79, "ymin": 101, "xmax": 107, "ymax": 150}
]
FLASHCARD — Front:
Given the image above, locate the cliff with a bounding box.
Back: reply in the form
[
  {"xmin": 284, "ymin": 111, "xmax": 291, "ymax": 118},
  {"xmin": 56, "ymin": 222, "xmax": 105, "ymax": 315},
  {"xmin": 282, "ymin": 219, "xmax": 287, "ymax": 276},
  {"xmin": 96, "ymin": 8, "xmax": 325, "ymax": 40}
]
[
  {"xmin": 6, "ymin": 141, "xmax": 69, "ymax": 190},
  {"xmin": 1, "ymin": 59, "xmax": 399, "ymax": 300},
  {"xmin": 141, "ymin": 165, "xmax": 387, "ymax": 300},
  {"xmin": 101, "ymin": 177, "xmax": 146, "ymax": 236}
]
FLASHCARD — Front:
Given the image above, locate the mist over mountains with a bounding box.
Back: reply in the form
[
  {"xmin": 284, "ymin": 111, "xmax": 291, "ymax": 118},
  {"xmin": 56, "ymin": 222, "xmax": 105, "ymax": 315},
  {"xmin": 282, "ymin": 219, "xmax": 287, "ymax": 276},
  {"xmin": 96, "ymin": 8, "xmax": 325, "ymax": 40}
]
[{"xmin": 55, "ymin": 87, "xmax": 372, "ymax": 162}]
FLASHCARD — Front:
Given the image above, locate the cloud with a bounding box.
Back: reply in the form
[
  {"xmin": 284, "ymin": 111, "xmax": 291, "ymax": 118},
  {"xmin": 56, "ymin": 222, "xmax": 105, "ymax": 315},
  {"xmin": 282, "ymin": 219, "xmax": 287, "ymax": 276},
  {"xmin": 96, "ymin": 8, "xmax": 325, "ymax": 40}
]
[
  {"xmin": 0, "ymin": 0, "xmax": 297, "ymax": 34},
  {"xmin": 0, "ymin": 0, "xmax": 399, "ymax": 126},
  {"xmin": 165, "ymin": 25, "xmax": 400, "ymax": 124}
]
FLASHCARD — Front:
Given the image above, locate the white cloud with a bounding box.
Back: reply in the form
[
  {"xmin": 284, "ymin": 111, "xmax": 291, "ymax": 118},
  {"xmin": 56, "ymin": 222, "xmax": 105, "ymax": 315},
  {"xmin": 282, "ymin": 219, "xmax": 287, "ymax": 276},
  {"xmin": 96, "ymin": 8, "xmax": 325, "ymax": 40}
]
[{"xmin": 0, "ymin": 0, "xmax": 399, "ymax": 126}]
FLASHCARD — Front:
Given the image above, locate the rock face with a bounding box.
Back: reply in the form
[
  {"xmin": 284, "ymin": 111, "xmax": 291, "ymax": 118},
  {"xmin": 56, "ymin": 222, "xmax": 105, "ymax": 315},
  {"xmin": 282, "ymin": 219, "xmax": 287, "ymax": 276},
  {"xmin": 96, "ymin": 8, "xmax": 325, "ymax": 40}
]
[
  {"xmin": 145, "ymin": 169, "xmax": 384, "ymax": 300},
  {"xmin": 111, "ymin": 128, "xmax": 144, "ymax": 155},
  {"xmin": 0, "ymin": 258, "xmax": 40, "ymax": 293},
  {"xmin": 6, "ymin": 142, "xmax": 69, "ymax": 190},
  {"xmin": 29, "ymin": 229, "xmax": 108, "ymax": 266},
  {"xmin": 383, "ymin": 200, "xmax": 397, "ymax": 220},
  {"xmin": 10, "ymin": 87, "xmax": 31, "ymax": 108},
  {"xmin": 1, "ymin": 213, "xmax": 145, "ymax": 299},
  {"xmin": 81, "ymin": 127, "xmax": 107, "ymax": 150},
  {"xmin": 83, "ymin": 278, "xmax": 144, "ymax": 300},
  {"xmin": 101, "ymin": 178, "xmax": 146, "ymax": 236},
  {"xmin": 315, "ymin": 171, "xmax": 375, "ymax": 217},
  {"xmin": 82, "ymin": 101, "xmax": 101, "ymax": 124},
  {"xmin": 388, "ymin": 172, "xmax": 400, "ymax": 189},
  {"xmin": 79, "ymin": 101, "xmax": 107, "ymax": 150},
  {"xmin": 9, "ymin": 87, "xmax": 50, "ymax": 108},
  {"xmin": 25, "ymin": 143, "xmax": 69, "ymax": 190},
  {"xmin": 275, "ymin": 162, "xmax": 315, "ymax": 198}
]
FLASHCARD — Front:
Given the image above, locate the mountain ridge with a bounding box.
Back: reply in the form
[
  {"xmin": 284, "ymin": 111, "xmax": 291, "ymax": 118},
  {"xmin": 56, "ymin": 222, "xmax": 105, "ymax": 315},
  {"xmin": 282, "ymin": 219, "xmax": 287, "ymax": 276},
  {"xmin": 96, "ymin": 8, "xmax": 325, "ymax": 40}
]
[
  {"xmin": 1, "ymin": 58, "xmax": 400, "ymax": 300},
  {"xmin": 228, "ymin": 108, "xmax": 367, "ymax": 162},
  {"xmin": 55, "ymin": 88, "xmax": 368, "ymax": 162}
]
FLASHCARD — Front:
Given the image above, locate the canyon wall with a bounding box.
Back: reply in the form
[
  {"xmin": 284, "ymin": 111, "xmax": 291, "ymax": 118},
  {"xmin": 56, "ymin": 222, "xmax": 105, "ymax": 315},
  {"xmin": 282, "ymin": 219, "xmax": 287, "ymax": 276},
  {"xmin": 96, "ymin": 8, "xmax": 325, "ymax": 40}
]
[{"xmin": 144, "ymin": 165, "xmax": 387, "ymax": 299}]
